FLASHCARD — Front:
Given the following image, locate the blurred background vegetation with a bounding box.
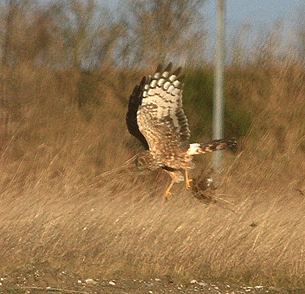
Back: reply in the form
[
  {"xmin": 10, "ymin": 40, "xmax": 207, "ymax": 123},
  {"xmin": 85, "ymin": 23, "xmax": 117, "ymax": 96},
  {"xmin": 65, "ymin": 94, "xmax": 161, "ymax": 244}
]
[
  {"xmin": 1, "ymin": 0, "xmax": 305, "ymax": 288},
  {"xmin": 1, "ymin": 0, "xmax": 305, "ymax": 149}
]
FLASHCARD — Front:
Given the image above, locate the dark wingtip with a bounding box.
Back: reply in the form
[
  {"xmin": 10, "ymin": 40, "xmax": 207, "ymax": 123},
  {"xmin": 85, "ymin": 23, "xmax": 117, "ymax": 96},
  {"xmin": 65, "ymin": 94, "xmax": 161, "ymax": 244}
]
[
  {"xmin": 164, "ymin": 62, "xmax": 173, "ymax": 72},
  {"xmin": 179, "ymin": 73, "xmax": 185, "ymax": 82},
  {"xmin": 173, "ymin": 66, "xmax": 182, "ymax": 76},
  {"xmin": 139, "ymin": 76, "xmax": 146, "ymax": 87},
  {"xmin": 156, "ymin": 64, "xmax": 163, "ymax": 73},
  {"xmin": 130, "ymin": 84, "xmax": 139, "ymax": 97}
]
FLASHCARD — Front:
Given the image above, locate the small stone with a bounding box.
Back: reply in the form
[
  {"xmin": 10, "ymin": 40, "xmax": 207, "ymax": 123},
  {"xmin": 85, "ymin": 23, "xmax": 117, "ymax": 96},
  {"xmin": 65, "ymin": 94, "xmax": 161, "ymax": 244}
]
[
  {"xmin": 190, "ymin": 279, "xmax": 197, "ymax": 284},
  {"xmin": 145, "ymin": 283, "xmax": 154, "ymax": 287},
  {"xmin": 254, "ymin": 286, "xmax": 263, "ymax": 289},
  {"xmin": 155, "ymin": 278, "xmax": 161, "ymax": 282},
  {"xmin": 77, "ymin": 280, "xmax": 82, "ymax": 284},
  {"xmin": 198, "ymin": 282, "xmax": 207, "ymax": 286},
  {"xmin": 85, "ymin": 278, "xmax": 97, "ymax": 285},
  {"xmin": 109, "ymin": 280, "xmax": 116, "ymax": 286}
]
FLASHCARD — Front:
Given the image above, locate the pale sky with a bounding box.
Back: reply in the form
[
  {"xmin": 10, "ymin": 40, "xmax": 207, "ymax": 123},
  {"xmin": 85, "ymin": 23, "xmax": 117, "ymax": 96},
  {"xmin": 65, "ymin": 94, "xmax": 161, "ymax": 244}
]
[
  {"xmin": 221, "ymin": 0, "xmax": 299, "ymax": 27},
  {"xmin": 205, "ymin": 0, "xmax": 302, "ymax": 52},
  {"xmin": 208, "ymin": 0, "xmax": 301, "ymax": 36},
  {"xmin": 103, "ymin": 0, "xmax": 302, "ymax": 36}
]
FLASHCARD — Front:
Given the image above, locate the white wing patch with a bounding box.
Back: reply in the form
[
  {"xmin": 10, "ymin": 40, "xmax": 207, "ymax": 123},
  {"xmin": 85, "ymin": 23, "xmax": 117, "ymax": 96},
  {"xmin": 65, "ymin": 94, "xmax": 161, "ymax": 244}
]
[
  {"xmin": 136, "ymin": 63, "xmax": 191, "ymax": 151},
  {"xmin": 140, "ymin": 67, "xmax": 184, "ymax": 130},
  {"xmin": 186, "ymin": 143, "xmax": 201, "ymax": 155}
]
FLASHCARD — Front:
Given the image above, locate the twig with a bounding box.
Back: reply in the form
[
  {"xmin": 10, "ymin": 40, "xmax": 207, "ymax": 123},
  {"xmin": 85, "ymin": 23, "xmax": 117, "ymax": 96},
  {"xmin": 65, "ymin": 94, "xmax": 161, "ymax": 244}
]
[{"xmin": 214, "ymin": 198, "xmax": 237, "ymax": 214}]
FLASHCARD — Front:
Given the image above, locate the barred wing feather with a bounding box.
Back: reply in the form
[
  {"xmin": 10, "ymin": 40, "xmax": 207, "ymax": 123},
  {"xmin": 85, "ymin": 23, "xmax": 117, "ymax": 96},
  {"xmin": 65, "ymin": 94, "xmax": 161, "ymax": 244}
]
[{"xmin": 137, "ymin": 63, "xmax": 190, "ymax": 152}]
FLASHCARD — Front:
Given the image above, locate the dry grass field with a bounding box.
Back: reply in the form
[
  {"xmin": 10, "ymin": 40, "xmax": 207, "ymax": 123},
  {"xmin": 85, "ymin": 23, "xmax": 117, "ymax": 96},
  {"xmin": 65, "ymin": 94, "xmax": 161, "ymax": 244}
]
[
  {"xmin": 1, "ymin": 2, "xmax": 305, "ymax": 292},
  {"xmin": 1, "ymin": 61, "xmax": 305, "ymax": 292}
]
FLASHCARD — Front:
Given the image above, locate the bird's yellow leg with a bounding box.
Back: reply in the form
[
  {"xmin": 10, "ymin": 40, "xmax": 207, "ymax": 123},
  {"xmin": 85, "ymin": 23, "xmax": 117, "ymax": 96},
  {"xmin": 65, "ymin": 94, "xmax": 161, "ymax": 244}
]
[
  {"xmin": 164, "ymin": 180, "xmax": 175, "ymax": 200},
  {"xmin": 185, "ymin": 170, "xmax": 192, "ymax": 190}
]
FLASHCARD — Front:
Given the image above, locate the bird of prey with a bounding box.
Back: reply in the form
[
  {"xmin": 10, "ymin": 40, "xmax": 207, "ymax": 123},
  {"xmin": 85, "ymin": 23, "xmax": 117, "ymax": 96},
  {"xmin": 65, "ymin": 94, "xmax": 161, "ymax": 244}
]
[{"xmin": 126, "ymin": 63, "xmax": 236, "ymax": 199}]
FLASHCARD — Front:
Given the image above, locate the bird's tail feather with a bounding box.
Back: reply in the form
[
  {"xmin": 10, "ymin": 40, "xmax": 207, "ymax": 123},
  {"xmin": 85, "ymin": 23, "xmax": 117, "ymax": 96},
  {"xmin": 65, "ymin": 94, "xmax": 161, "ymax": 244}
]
[{"xmin": 187, "ymin": 139, "xmax": 236, "ymax": 155}]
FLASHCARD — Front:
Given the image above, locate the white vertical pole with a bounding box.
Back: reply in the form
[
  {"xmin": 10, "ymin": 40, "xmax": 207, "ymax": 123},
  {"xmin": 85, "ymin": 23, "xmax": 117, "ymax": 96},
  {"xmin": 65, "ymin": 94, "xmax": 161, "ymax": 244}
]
[{"xmin": 213, "ymin": 0, "xmax": 226, "ymax": 170}]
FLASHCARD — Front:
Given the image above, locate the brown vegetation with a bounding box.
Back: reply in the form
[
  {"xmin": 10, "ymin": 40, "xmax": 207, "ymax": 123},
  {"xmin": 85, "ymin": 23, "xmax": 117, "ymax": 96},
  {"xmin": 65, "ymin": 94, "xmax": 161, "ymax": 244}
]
[{"xmin": 0, "ymin": 0, "xmax": 305, "ymax": 290}]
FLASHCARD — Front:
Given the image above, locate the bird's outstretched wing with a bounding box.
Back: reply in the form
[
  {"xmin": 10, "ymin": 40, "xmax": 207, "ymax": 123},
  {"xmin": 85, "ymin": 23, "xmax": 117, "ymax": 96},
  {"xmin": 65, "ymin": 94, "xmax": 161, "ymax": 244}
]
[{"xmin": 127, "ymin": 63, "xmax": 190, "ymax": 152}]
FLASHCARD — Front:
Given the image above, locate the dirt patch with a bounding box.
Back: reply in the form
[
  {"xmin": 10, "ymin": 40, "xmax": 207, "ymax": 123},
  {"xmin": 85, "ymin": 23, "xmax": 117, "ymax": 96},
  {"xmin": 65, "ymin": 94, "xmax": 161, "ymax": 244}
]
[{"xmin": 0, "ymin": 263, "xmax": 295, "ymax": 294}]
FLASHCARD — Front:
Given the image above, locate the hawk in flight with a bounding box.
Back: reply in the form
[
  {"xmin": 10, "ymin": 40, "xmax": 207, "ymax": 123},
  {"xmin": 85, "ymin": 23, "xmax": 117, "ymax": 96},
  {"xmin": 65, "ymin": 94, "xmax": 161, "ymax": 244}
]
[{"xmin": 126, "ymin": 63, "xmax": 236, "ymax": 199}]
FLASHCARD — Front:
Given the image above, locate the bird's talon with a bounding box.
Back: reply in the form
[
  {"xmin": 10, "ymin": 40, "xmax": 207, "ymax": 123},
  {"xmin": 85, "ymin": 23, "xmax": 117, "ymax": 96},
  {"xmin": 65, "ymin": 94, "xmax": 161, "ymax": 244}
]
[
  {"xmin": 186, "ymin": 178, "xmax": 193, "ymax": 190},
  {"xmin": 164, "ymin": 191, "xmax": 172, "ymax": 200}
]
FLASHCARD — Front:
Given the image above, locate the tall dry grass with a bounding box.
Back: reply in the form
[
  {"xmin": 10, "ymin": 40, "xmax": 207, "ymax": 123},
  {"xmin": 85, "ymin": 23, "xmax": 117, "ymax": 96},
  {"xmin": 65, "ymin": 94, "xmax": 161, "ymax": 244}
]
[
  {"xmin": 1, "ymin": 0, "xmax": 305, "ymax": 288},
  {"xmin": 0, "ymin": 60, "xmax": 305, "ymax": 288}
]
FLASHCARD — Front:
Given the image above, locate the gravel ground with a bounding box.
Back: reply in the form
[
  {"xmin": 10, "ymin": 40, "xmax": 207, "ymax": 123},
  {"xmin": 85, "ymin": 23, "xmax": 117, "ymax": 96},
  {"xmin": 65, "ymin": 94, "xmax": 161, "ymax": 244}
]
[{"xmin": 0, "ymin": 265, "xmax": 300, "ymax": 294}]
